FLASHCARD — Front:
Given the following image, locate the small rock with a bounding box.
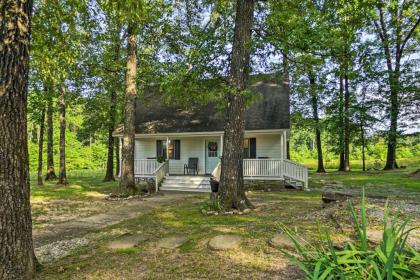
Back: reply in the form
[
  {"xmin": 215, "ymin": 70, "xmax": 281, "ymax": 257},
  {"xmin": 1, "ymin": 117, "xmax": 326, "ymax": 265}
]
[
  {"xmin": 225, "ymin": 211, "xmax": 234, "ymax": 215},
  {"xmin": 243, "ymin": 209, "xmax": 251, "ymax": 214},
  {"xmin": 201, "ymin": 209, "xmax": 207, "ymax": 215},
  {"xmin": 214, "ymin": 212, "xmax": 219, "ymax": 216},
  {"xmin": 157, "ymin": 236, "xmax": 188, "ymax": 249},
  {"xmin": 207, "ymin": 211, "xmax": 215, "ymax": 215},
  {"xmin": 254, "ymin": 208, "xmax": 261, "ymax": 212},
  {"xmin": 267, "ymin": 188, "xmax": 272, "ymax": 192},
  {"xmin": 233, "ymin": 210, "xmax": 239, "ymax": 214},
  {"xmin": 238, "ymin": 212, "xmax": 243, "ymax": 215},
  {"xmin": 269, "ymin": 234, "xmax": 295, "ymax": 250},
  {"xmin": 208, "ymin": 235, "xmax": 242, "ymax": 251}
]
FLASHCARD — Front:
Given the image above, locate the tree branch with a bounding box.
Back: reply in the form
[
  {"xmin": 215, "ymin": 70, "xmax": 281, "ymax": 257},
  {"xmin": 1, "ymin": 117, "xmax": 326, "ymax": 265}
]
[{"xmin": 399, "ymin": 17, "xmax": 420, "ymax": 59}]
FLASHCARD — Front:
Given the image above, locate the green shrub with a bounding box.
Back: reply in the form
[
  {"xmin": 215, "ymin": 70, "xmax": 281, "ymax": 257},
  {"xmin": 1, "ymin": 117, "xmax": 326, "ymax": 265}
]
[{"xmin": 281, "ymin": 192, "xmax": 420, "ymax": 279}]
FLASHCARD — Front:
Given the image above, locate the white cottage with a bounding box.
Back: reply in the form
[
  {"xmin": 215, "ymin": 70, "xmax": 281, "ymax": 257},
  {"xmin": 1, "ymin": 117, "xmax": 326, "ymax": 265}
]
[{"xmin": 113, "ymin": 81, "xmax": 308, "ymax": 192}]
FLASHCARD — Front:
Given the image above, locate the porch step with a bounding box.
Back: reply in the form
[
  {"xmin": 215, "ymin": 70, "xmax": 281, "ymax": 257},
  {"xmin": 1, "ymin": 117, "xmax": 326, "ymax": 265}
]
[
  {"xmin": 160, "ymin": 176, "xmax": 211, "ymax": 193},
  {"xmin": 284, "ymin": 176, "xmax": 304, "ymax": 190}
]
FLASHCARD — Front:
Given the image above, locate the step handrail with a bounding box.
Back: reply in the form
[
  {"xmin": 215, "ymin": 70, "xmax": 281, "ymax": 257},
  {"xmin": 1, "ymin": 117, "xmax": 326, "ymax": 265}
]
[
  {"xmin": 153, "ymin": 160, "xmax": 169, "ymax": 192},
  {"xmin": 283, "ymin": 159, "xmax": 309, "ymax": 190}
]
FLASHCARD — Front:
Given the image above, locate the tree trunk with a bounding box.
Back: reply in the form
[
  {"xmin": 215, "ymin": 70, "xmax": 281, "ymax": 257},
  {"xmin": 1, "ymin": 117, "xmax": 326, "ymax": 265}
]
[
  {"xmin": 37, "ymin": 108, "xmax": 46, "ymax": 186},
  {"xmin": 343, "ymin": 73, "xmax": 350, "ymax": 172},
  {"xmin": 45, "ymin": 97, "xmax": 57, "ymax": 180},
  {"xmin": 116, "ymin": 25, "xmax": 137, "ymax": 194},
  {"xmin": 0, "ymin": 1, "xmax": 36, "ymax": 278},
  {"xmin": 104, "ymin": 38, "xmax": 120, "ymax": 182},
  {"xmin": 219, "ymin": 0, "xmax": 255, "ymax": 210},
  {"xmin": 309, "ymin": 74, "xmax": 325, "ymax": 173},
  {"xmin": 115, "ymin": 139, "xmax": 120, "ymax": 177},
  {"xmin": 104, "ymin": 89, "xmax": 117, "ymax": 181},
  {"xmin": 360, "ymin": 121, "xmax": 366, "ymax": 172},
  {"xmin": 58, "ymin": 84, "xmax": 68, "ymax": 185},
  {"xmin": 338, "ymin": 76, "xmax": 345, "ymax": 171},
  {"xmin": 384, "ymin": 73, "xmax": 400, "ymax": 170}
]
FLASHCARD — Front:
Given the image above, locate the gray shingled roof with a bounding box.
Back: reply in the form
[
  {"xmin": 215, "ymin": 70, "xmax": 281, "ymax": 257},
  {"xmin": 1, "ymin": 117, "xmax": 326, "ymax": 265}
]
[{"xmin": 116, "ymin": 81, "xmax": 290, "ymax": 135}]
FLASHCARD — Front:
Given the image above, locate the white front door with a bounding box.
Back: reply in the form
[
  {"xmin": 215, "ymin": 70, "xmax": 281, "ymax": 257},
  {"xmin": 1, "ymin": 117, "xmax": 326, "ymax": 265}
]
[{"xmin": 205, "ymin": 139, "xmax": 219, "ymax": 174}]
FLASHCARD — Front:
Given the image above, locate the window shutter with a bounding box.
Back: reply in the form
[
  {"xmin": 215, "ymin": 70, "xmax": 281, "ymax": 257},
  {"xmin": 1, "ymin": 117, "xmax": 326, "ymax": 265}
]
[
  {"xmin": 174, "ymin": 140, "xmax": 181, "ymax": 160},
  {"xmin": 249, "ymin": 138, "xmax": 256, "ymax": 158},
  {"xmin": 156, "ymin": 140, "xmax": 162, "ymax": 157}
]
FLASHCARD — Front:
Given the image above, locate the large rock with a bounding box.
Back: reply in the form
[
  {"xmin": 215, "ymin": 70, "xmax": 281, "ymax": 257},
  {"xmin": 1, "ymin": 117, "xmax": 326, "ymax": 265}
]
[
  {"xmin": 208, "ymin": 235, "xmax": 242, "ymax": 251},
  {"xmin": 269, "ymin": 234, "xmax": 295, "ymax": 250},
  {"xmin": 322, "ymin": 190, "xmax": 353, "ymax": 204},
  {"xmin": 156, "ymin": 236, "xmax": 188, "ymax": 249},
  {"xmin": 107, "ymin": 234, "xmax": 147, "ymax": 249}
]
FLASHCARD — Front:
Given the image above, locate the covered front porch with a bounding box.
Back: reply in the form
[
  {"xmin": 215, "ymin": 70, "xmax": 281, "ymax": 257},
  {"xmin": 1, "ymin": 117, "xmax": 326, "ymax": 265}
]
[{"xmin": 117, "ymin": 129, "xmax": 308, "ymax": 191}]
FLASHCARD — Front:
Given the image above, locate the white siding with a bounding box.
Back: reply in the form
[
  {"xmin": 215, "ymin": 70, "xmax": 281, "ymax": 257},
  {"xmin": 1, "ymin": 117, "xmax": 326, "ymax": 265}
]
[
  {"xmin": 169, "ymin": 138, "xmax": 206, "ymax": 174},
  {"xmin": 135, "ymin": 139, "xmax": 155, "ymax": 159},
  {"xmin": 250, "ymin": 134, "xmax": 283, "ymax": 159}
]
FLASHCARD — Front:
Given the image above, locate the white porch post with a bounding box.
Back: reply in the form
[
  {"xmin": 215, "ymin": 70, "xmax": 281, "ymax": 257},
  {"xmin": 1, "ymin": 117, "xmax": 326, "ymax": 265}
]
[
  {"xmin": 220, "ymin": 134, "xmax": 223, "ymax": 157},
  {"xmin": 166, "ymin": 137, "xmax": 169, "ymax": 160},
  {"xmin": 280, "ymin": 131, "xmax": 284, "ymax": 159},
  {"xmin": 283, "ymin": 130, "xmax": 287, "ymax": 160}
]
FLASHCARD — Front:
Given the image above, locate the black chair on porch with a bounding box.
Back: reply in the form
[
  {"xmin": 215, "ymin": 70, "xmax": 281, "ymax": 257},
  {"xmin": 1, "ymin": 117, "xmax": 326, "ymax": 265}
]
[{"xmin": 184, "ymin": 157, "xmax": 198, "ymax": 175}]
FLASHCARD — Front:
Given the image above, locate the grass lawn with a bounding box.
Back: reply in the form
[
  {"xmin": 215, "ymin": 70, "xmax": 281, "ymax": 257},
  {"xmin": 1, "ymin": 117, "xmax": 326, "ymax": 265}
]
[
  {"xmin": 30, "ymin": 175, "xmax": 117, "ymax": 230},
  {"xmin": 31, "ymin": 169, "xmax": 420, "ymax": 279},
  {"xmin": 310, "ymin": 167, "xmax": 420, "ymax": 195}
]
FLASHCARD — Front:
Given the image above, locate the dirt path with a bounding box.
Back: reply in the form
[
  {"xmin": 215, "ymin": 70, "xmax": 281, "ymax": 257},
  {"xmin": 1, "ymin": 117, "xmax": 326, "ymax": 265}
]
[{"xmin": 33, "ymin": 192, "xmax": 204, "ymax": 249}]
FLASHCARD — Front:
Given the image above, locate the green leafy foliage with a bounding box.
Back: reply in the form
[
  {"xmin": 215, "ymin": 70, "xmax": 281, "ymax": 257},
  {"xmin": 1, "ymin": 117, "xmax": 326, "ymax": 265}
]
[{"xmin": 281, "ymin": 191, "xmax": 420, "ymax": 279}]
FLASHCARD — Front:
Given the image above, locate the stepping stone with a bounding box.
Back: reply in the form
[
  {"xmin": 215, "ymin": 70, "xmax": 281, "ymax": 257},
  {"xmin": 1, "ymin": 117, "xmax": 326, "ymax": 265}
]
[
  {"xmin": 157, "ymin": 236, "xmax": 188, "ymax": 249},
  {"xmin": 208, "ymin": 235, "xmax": 242, "ymax": 251},
  {"xmin": 107, "ymin": 234, "xmax": 147, "ymax": 249},
  {"xmin": 269, "ymin": 234, "xmax": 295, "ymax": 250}
]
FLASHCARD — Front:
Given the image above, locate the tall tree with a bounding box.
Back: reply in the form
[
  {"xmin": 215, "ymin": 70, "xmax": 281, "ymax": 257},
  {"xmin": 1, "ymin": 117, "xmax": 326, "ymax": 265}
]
[
  {"xmin": 45, "ymin": 96, "xmax": 57, "ymax": 180},
  {"xmin": 371, "ymin": 0, "xmax": 419, "ymax": 169},
  {"xmin": 118, "ymin": 25, "xmax": 137, "ymax": 193},
  {"xmin": 219, "ymin": 0, "xmax": 255, "ymax": 210},
  {"xmin": 0, "ymin": 0, "xmax": 36, "ymax": 278},
  {"xmin": 102, "ymin": 0, "xmax": 167, "ymax": 194},
  {"xmin": 103, "ymin": 27, "xmax": 122, "ymax": 182},
  {"xmin": 37, "ymin": 107, "xmax": 46, "ymax": 185},
  {"xmin": 57, "ymin": 84, "xmax": 68, "ymax": 184},
  {"xmin": 308, "ymin": 71, "xmax": 326, "ymax": 173}
]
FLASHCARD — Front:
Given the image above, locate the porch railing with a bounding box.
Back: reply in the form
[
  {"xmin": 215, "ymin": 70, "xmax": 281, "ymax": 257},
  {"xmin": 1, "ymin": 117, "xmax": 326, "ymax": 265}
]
[
  {"xmin": 134, "ymin": 159, "xmax": 160, "ymax": 175},
  {"xmin": 243, "ymin": 159, "xmax": 308, "ymax": 190},
  {"xmin": 153, "ymin": 160, "xmax": 169, "ymax": 192},
  {"xmin": 243, "ymin": 159, "xmax": 283, "ymax": 177}
]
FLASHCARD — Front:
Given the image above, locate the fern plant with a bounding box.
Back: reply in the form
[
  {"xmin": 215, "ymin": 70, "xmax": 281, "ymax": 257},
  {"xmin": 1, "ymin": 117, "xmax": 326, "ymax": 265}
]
[{"xmin": 280, "ymin": 191, "xmax": 420, "ymax": 279}]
